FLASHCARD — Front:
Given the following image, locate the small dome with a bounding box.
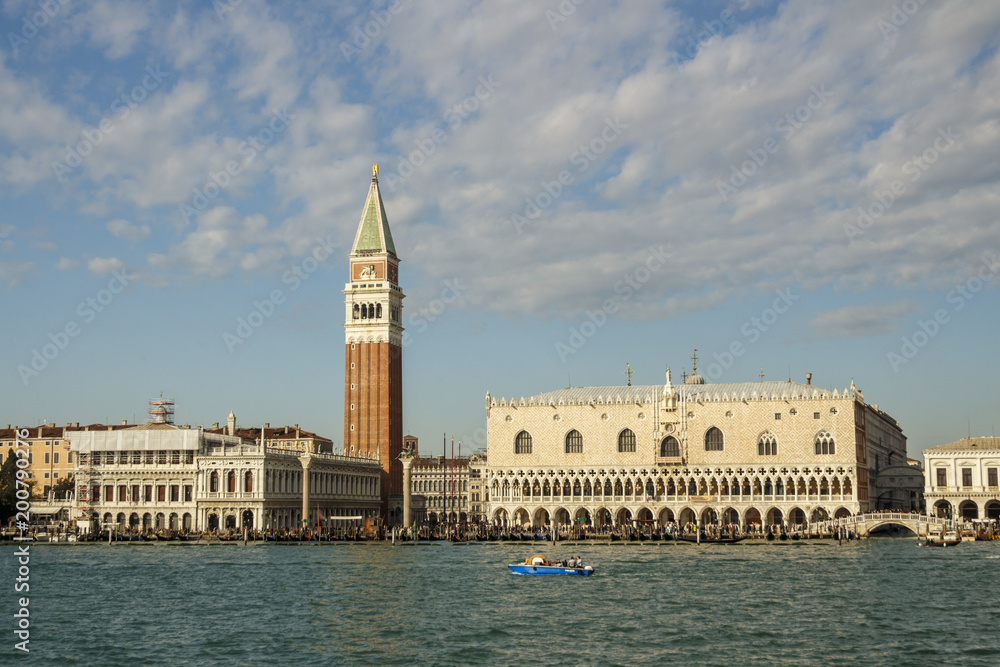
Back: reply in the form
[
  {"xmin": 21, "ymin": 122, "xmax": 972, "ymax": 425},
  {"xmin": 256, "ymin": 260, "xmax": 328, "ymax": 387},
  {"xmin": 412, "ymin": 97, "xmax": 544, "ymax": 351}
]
[{"xmin": 685, "ymin": 372, "xmax": 705, "ymax": 385}]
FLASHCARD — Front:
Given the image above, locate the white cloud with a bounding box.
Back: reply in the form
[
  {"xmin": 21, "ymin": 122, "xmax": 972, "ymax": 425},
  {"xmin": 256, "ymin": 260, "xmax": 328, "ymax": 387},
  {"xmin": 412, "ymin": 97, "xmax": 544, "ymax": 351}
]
[
  {"xmin": 0, "ymin": 260, "xmax": 33, "ymax": 288},
  {"xmin": 56, "ymin": 257, "xmax": 81, "ymax": 270},
  {"xmin": 87, "ymin": 256, "xmax": 125, "ymax": 276},
  {"xmin": 107, "ymin": 218, "xmax": 151, "ymax": 241},
  {"xmin": 809, "ymin": 302, "xmax": 919, "ymax": 339}
]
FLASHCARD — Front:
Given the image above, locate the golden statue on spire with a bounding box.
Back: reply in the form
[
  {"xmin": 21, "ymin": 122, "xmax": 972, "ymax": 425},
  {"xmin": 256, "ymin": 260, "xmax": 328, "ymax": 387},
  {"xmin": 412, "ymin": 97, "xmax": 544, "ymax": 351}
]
[{"xmin": 373, "ymin": 163, "xmax": 379, "ymax": 177}]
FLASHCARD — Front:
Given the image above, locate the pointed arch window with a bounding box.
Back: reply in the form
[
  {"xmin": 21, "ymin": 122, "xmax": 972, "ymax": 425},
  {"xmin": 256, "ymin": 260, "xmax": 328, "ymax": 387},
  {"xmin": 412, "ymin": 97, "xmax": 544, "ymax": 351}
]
[
  {"xmin": 514, "ymin": 431, "xmax": 532, "ymax": 455},
  {"xmin": 660, "ymin": 436, "xmax": 680, "ymax": 457},
  {"xmin": 353, "ymin": 304, "xmax": 360, "ymax": 319},
  {"xmin": 705, "ymin": 427, "xmax": 724, "ymax": 451},
  {"xmin": 618, "ymin": 428, "xmax": 636, "ymax": 453},
  {"xmin": 376, "ymin": 303, "xmax": 382, "ymax": 318},
  {"xmin": 758, "ymin": 432, "xmax": 777, "ymax": 456},
  {"xmin": 815, "ymin": 431, "xmax": 835, "ymax": 455},
  {"xmin": 565, "ymin": 430, "xmax": 583, "ymax": 453}
]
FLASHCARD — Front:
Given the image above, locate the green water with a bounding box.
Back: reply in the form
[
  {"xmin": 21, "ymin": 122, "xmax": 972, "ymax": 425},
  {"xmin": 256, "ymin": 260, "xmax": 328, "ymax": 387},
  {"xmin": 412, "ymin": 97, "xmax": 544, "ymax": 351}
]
[{"xmin": 3, "ymin": 539, "xmax": 998, "ymax": 665}]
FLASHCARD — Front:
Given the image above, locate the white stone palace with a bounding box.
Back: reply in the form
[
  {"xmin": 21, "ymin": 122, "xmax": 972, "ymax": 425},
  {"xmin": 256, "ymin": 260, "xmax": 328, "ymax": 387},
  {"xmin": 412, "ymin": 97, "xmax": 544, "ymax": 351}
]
[
  {"xmin": 70, "ymin": 414, "xmax": 382, "ymax": 533},
  {"xmin": 922, "ymin": 436, "xmax": 1000, "ymax": 521},
  {"xmin": 486, "ymin": 365, "xmax": 908, "ymax": 531}
]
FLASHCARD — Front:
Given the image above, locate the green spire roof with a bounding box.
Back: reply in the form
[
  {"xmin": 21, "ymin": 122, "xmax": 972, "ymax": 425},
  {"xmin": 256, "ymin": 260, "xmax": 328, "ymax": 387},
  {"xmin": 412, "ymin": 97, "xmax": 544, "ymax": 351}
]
[{"xmin": 352, "ymin": 175, "xmax": 396, "ymax": 256}]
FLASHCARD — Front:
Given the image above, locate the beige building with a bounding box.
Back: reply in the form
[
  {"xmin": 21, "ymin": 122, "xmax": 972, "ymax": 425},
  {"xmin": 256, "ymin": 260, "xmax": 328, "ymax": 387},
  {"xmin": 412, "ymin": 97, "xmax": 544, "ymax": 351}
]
[
  {"xmin": 410, "ymin": 454, "xmax": 470, "ymax": 524},
  {"xmin": 922, "ymin": 437, "xmax": 1000, "ymax": 520},
  {"xmin": 486, "ymin": 368, "xmax": 907, "ymax": 531},
  {"xmin": 1, "ymin": 422, "xmax": 134, "ymax": 499}
]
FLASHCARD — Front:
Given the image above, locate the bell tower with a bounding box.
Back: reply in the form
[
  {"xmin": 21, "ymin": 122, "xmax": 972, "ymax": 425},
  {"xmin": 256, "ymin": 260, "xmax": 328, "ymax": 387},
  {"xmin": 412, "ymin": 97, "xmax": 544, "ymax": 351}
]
[{"xmin": 344, "ymin": 164, "xmax": 404, "ymax": 520}]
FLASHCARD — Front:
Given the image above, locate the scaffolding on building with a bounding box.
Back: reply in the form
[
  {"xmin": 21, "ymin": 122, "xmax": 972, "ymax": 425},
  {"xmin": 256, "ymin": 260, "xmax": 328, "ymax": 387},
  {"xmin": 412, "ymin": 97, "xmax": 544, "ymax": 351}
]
[{"xmin": 148, "ymin": 396, "xmax": 175, "ymax": 424}]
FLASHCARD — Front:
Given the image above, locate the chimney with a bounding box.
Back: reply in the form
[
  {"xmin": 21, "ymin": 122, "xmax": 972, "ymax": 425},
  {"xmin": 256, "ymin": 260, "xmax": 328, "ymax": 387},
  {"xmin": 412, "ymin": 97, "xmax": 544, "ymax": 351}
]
[
  {"xmin": 284, "ymin": 426, "xmax": 289, "ymax": 434},
  {"xmin": 74, "ymin": 422, "xmax": 79, "ymax": 428},
  {"xmin": 806, "ymin": 373, "xmax": 812, "ymax": 385},
  {"xmin": 212, "ymin": 422, "xmax": 219, "ymax": 429},
  {"xmin": 295, "ymin": 427, "xmax": 300, "ymax": 438},
  {"xmin": 264, "ymin": 422, "xmax": 269, "ymax": 428},
  {"xmin": 49, "ymin": 422, "xmax": 54, "ymax": 427}
]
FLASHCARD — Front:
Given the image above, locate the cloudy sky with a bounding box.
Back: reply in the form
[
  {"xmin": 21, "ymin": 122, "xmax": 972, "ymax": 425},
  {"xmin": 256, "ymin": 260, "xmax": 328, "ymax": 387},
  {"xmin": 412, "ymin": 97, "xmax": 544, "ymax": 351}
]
[{"xmin": 2, "ymin": 0, "xmax": 998, "ymax": 458}]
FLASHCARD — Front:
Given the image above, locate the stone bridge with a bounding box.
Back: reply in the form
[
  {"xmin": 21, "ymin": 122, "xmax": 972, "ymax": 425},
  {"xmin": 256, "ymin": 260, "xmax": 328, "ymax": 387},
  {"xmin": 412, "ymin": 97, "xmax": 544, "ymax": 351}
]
[{"xmin": 812, "ymin": 511, "xmax": 950, "ymax": 537}]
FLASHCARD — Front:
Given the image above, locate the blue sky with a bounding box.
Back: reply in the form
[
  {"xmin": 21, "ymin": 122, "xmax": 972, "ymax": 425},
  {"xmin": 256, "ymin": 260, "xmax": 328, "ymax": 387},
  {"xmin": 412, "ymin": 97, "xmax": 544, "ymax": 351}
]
[{"xmin": 2, "ymin": 0, "xmax": 999, "ymax": 460}]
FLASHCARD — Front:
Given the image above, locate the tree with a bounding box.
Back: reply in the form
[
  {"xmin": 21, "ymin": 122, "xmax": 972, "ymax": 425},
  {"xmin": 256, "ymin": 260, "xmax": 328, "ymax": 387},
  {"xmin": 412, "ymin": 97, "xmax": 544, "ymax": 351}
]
[
  {"xmin": 52, "ymin": 474, "xmax": 75, "ymax": 496},
  {"xmin": 0, "ymin": 450, "xmax": 19, "ymax": 524}
]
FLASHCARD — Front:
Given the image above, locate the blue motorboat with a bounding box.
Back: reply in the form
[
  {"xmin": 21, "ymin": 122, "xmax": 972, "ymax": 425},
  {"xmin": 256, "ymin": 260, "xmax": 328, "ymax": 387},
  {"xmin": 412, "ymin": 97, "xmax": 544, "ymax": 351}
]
[{"xmin": 508, "ymin": 555, "xmax": 594, "ymax": 576}]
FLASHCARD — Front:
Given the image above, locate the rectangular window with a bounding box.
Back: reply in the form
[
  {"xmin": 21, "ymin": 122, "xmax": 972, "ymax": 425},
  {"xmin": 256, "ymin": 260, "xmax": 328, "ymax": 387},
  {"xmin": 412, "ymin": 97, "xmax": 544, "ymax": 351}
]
[
  {"xmin": 936, "ymin": 469, "xmax": 947, "ymax": 488},
  {"xmin": 157, "ymin": 485, "xmax": 166, "ymax": 502},
  {"xmin": 774, "ymin": 413, "xmax": 781, "ymax": 420},
  {"xmin": 962, "ymin": 468, "xmax": 972, "ymax": 488},
  {"xmin": 989, "ymin": 468, "xmax": 998, "ymax": 488},
  {"xmin": 144, "ymin": 485, "xmax": 153, "ymax": 502},
  {"xmin": 814, "ymin": 412, "xmax": 820, "ymax": 419},
  {"xmin": 105, "ymin": 486, "xmax": 114, "ymax": 501},
  {"xmin": 53, "ymin": 452, "xmax": 59, "ymax": 464},
  {"xmin": 68, "ymin": 451, "xmax": 74, "ymax": 463},
  {"xmin": 53, "ymin": 472, "xmax": 59, "ymax": 478},
  {"xmin": 44, "ymin": 473, "xmax": 49, "ymax": 479},
  {"xmin": 170, "ymin": 485, "xmax": 179, "ymax": 502},
  {"xmin": 184, "ymin": 485, "xmax": 192, "ymax": 502},
  {"xmin": 44, "ymin": 452, "xmax": 50, "ymax": 463}
]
